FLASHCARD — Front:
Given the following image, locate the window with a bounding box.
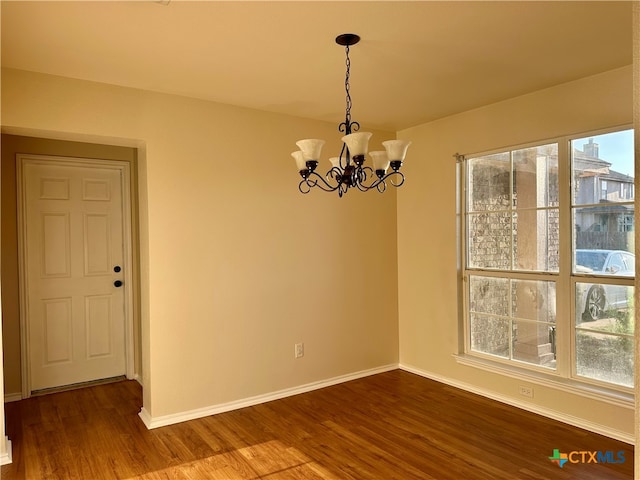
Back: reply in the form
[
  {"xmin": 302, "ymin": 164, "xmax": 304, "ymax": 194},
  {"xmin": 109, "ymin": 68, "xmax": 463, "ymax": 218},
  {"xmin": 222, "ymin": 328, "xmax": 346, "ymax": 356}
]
[
  {"xmin": 462, "ymin": 129, "xmax": 634, "ymax": 392},
  {"xmin": 618, "ymin": 214, "xmax": 634, "ymax": 232}
]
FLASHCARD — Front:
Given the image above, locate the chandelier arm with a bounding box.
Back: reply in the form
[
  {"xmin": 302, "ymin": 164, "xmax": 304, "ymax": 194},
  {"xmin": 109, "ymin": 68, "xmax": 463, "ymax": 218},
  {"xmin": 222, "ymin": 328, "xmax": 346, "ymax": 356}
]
[
  {"xmin": 298, "ymin": 179, "xmax": 312, "ymax": 194},
  {"xmin": 304, "ymin": 171, "xmax": 341, "ymax": 192},
  {"xmin": 354, "ymin": 167, "xmax": 373, "ymax": 192},
  {"xmin": 368, "ymin": 171, "xmax": 404, "ymax": 189},
  {"xmin": 352, "ymin": 166, "xmax": 395, "ymax": 192},
  {"xmin": 365, "ymin": 171, "xmax": 404, "ymax": 189},
  {"xmin": 354, "ymin": 169, "xmax": 406, "ymax": 193},
  {"xmin": 339, "ymin": 143, "xmax": 348, "ymax": 168},
  {"xmin": 386, "ymin": 171, "xmax": 405, "ymax": 187},
  {"xmin": 327, "ymin": 167, "xmax": 345, "ymax": 182},
  {"xmin": 327, "ymin": 167, "xmax": 339, "ymax": 177},
  {"xmin": 355, "ymin": 180, "xmax": 384, "ymax": 193}
]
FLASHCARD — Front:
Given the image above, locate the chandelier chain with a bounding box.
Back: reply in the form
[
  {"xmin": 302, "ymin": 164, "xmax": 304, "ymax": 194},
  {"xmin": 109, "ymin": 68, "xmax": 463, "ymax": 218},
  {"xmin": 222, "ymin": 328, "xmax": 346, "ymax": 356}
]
[{"xmin": 344, "ymin": 45, "xmax": 352, "ymax": 129}]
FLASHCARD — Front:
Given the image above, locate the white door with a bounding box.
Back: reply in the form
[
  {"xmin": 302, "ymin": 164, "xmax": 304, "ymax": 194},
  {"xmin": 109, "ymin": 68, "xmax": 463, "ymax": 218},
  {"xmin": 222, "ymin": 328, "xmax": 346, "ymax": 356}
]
[{"xmin": 19, "ymin": 156, "xmax": 131, "ymax": 393}]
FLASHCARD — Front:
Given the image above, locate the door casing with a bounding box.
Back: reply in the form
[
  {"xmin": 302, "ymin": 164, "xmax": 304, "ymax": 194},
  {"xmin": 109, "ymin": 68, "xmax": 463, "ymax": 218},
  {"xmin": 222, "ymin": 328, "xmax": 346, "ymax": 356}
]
[{"xmin": 17, "ymin": 154, "xmax": 135, "ymax": 397}]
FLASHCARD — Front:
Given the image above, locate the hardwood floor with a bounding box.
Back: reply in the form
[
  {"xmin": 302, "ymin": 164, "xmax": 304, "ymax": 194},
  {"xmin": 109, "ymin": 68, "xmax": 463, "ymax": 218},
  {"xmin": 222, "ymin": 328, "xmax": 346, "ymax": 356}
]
[{"xmin": 1, "ymin": 370, "xmax": 633, "ymax": 479}]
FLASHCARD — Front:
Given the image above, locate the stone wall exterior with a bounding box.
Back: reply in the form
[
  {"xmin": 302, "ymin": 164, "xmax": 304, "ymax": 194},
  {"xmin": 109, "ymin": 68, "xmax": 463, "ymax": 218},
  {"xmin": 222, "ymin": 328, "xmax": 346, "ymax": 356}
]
[{"xmin": 468, "ymin": 163, "xmax": 557, "ymax": 366}]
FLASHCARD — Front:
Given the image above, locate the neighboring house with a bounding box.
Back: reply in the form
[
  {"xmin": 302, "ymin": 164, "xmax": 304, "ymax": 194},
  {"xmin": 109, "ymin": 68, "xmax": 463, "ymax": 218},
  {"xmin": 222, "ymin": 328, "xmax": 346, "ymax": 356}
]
[{"xmin": 574, "ymin": 138, "xmax": 634, "ymax": 251}]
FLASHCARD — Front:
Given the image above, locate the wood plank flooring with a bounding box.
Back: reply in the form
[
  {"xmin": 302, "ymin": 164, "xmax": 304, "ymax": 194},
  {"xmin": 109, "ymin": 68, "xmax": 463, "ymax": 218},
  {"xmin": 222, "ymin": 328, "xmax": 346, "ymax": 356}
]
[{"xmin": 1, "ymin": 370, "xmax": 634, "ymax": 479}]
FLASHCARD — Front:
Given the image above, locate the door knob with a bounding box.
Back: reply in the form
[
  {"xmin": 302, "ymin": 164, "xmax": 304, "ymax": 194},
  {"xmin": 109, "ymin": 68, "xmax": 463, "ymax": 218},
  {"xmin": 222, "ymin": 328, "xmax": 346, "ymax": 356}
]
[
  {"xmin": 114, "ymin": 280, "xmax": 123, "ymax": 288},
  {"xmin": 114, "ymin": 266, "xmax": 122, "ymax": 273}
]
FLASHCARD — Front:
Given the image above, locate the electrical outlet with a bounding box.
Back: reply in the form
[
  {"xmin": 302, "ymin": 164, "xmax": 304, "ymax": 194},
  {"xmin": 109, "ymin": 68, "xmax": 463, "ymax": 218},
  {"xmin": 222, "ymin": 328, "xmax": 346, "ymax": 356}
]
[
  {"xmin": 518, "ymin": 385, "xmax": 534, "ymax": 398},
  {"xmin": 295, "ymin": 342, "xmax": 304, "ymax": 359}
]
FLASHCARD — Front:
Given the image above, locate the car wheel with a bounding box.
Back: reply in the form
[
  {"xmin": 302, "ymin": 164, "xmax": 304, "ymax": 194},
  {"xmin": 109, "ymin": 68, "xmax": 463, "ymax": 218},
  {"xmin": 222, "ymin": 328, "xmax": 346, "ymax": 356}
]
[{"xmin": 583, "ymin": 286, "xmax": 605, "ymax": 321}]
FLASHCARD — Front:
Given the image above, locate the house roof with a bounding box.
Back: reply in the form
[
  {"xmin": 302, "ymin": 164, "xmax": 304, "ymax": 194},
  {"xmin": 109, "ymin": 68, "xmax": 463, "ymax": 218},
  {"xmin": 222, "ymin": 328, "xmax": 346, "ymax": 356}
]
[
  {"xmin": 578, "ymin": 202, "xmax": 634, "ymax": 214},
  {"xmin": 574, "ymin": 150, "xmax": 634, "ymax": 183},
  {"xmin": 603, "ymin": 170, "xmax": 634, "ymax": 183},
  {"xmin": 0, "ymin": 1, "xmax": 633, "ymax": 131}
]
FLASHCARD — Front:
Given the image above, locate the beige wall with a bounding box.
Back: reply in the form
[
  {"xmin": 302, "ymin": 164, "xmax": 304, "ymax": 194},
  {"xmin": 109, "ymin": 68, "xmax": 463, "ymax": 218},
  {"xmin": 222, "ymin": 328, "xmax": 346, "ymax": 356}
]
[
  {"xmin": 397, "ymin": 66, "xmax": 634, "ymax": 438},
  {"xmin": 1, "ymin": 68, "xmax": 400, "ymax": 418}
]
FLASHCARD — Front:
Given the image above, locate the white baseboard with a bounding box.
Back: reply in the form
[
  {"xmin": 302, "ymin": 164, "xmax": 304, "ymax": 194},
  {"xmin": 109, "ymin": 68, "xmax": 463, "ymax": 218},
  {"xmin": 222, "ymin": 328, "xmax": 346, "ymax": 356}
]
[
  {"xmin": 399, "ymin": 363, "xmax": 635, "ymax": 445},
  {"xmin": 138, "ymin": 406, "xmax": 153, "ymax": 429},
  {"xmin": 0, "ymin": 437, "xmax": 12, "ymax": 466},
  {"xmin": 137, "ymin": 362, "xmax": 633, "ymax": 444},
  {"xmin": 138, "ymin": 363, "xmax": 398, "ymax": 430},
  {"xmin": 4, "ymin": 393, "xmax": 22, "ymax": 403}
]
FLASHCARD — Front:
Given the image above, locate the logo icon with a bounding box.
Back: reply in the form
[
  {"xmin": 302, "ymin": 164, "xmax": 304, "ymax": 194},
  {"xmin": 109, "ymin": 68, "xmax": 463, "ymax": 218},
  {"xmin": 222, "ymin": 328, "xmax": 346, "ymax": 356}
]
[{"xmin": 549, "ymin": 449, "xmax": 568, "ymax": 468}]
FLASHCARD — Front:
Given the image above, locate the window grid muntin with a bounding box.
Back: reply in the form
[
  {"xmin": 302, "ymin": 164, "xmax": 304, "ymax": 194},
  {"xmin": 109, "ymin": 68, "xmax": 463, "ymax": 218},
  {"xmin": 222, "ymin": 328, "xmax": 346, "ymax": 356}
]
[
  {"xmin": 466, "ymin": 272, "xmax": 558, "ymax": 370},
  {"xmin": 466, "ymin": 146, "xmax": 559, "ymax": 274}
]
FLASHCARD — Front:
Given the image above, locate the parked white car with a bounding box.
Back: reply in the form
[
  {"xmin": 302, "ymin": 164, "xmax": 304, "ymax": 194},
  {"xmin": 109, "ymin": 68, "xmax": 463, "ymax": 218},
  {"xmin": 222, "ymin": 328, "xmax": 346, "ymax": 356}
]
[{"xmin": 575, "ymin": 249, "xmax": 634, "ymax": 321}]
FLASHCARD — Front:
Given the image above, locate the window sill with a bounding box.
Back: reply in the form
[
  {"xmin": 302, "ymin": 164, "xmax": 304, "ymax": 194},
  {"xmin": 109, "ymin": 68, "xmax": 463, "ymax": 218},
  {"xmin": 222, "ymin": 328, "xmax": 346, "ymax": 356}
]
[{"xmin": 454, "ymin": 353, "xmax": 633, "ymax": 410}]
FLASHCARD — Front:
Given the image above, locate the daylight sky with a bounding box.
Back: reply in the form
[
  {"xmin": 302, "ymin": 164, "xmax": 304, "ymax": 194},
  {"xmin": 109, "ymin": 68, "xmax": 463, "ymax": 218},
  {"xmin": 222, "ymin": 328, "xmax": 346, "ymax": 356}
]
[{"xmin": 574, "ymin": 129, "xmax": 634, "ymax": 177}]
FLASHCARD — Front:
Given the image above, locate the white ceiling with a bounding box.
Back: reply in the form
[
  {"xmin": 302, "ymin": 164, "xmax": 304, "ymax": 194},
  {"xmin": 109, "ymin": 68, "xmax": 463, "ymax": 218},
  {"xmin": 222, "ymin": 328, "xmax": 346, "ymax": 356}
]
[{"xmin": 1, "ymin": 1, "xmax": 633, "ymax": 132}]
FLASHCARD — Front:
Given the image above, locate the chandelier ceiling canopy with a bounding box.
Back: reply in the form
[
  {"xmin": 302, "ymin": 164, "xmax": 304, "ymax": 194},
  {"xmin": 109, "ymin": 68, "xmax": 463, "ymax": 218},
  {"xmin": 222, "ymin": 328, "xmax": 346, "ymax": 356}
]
[{"xmin": 292, "ymin": 34, "xmax": 411, "ymax": 197}]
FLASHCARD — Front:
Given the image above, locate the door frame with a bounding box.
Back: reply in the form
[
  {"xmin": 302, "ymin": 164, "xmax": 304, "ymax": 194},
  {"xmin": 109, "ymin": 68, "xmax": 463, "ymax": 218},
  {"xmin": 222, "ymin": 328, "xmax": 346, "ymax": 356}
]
[{"xmin": 16, "ymin": 154, "xmax": 135, "ymax": 398}]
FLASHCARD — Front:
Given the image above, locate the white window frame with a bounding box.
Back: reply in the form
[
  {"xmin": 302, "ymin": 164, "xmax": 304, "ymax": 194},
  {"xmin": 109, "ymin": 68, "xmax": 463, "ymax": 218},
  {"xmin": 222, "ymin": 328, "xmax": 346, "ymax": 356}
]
[
  {"xmin": 601, "ymin": 179, "xmax": 608, "ymax": 200},
  {"xmin": 458, "ymin": 126, "xmax": 634, "ymax": 400}
]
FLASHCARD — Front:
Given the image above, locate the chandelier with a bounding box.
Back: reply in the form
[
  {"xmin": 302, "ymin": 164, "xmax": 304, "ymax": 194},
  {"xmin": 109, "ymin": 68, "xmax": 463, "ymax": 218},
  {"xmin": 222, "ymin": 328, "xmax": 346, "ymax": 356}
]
[{"xmin": 291, "ymin": 33, "xmax": 411, "ymax": 197}]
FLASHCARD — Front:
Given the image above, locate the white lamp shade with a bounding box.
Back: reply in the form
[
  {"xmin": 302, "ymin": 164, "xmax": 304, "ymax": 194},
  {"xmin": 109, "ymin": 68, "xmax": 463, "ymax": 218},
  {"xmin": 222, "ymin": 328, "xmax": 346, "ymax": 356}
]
[
  {"xmin": 291, "ymin": 151, "xmax": 307, "ymax": 171},
  {"xmin": 295, "ymin": 139, "xmax": 325, "ymax": 161},
  {"xmin": 329, "ymin": 157, "xmax": 342, "ymax": 169},
  {"xmin": 382, "ymin": 140, "xmax": 412, "ymax": 161},
  {"xmin": 369, "ymin": 151, "xmax": 390, "ymax": 171},
  {"xmin": 341, "ymin": 132, "xmax": 373, "ymax": 156}
]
